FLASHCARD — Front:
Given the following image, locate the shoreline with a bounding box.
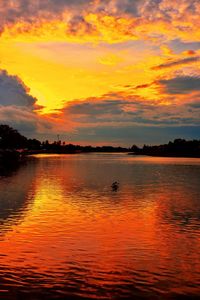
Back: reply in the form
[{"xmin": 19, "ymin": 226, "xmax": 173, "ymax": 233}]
[
  {"xmin": 128, "ymin": 152, "xmax": 200, "ymax": 158},
  {"xmin": 0, "ymin": 150, "xmax": 200, "ymax": 163}
]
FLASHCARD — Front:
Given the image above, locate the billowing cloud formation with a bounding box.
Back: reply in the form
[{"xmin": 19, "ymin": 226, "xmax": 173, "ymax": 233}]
[
  {"xmin": 1, "ymin": 0, "xmax": 200, "ymax": 43},
  {"xmin": 0, "ymin": 105, "xmax": 52, "ymax": 134},
  {"xmin": 0, "ymin": 0, "xmax": 88, "ymax": 32},
  {"xmin": 0, "ymin": 70, "xmax": 36, "ymax": 107},
  {"xmin": 63, "ymin": 95, "xmax": 200, "ymax": 127},
  {"xmin": 57, "ymin": 71, "xmax": 200, "ymax": 144},
  {"xmin": 0, "ymin": 0, "xmax": 87, "ymax": 25},
  {"xmin": 0, "ymin": 69, "xmax": 54, "ymax": 136},
  {"xmin": 0, "ymin": 69, "xmax": 199, "ymax": 145},
  {"xmin": 58, "ymin": 92, "xmax": 200, "ymax": 145}
]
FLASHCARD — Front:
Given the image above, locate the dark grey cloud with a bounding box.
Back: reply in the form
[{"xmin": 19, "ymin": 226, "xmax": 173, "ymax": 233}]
[
  {"xmin": 110, "ymin": 0, "xmax": 144, "ymax": 16},
  {"xmin": 157, "ymin": 76, "xmax": 200, "ymax": 94},
  {"xmin": 0, "ymin": 69, "xmax": 53, "ymax": 137},
  {"xmin": 67, "ymin": 15, "xmax": 96, "ymax": 36},
  {"xmin": 0, "ymin": 105, "xmax": 39, "ymax": 133},
  {"xmin": 63, "ymin": 95, "xmax": 200, "ymax": 127},
  {"xmin": 0, "ymin": 104, "xmax": 53, "ymax": 138},
  {"xmin": 0, "ymin": 70, "xmax": 36, "ymax": 107},
  {"xmin": 188, "ymin": 101, "xmax": 200, "ymax": 109},
  {"xmin": 152, "ymin": 56, "xmax": 200, "ymax": 70},
  {"xmin": 139, "ymin": 0, "xmax": 199, "ymax": 22},
  {"xmin": 170, "ymin": 39, "xmax": 200, "ymax": 54},
  {"xmin": 67, "ymin": 99, "xmax": 128, "ymax": 116},
  {"xmin": 61, "ymin": 93, "xmax": 200, "ymax": 145}
]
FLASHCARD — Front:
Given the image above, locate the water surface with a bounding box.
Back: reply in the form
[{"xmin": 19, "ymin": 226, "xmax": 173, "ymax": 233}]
[{"xmin": 0, "ymin": 153, "xmax": 200, "ymax": 299}]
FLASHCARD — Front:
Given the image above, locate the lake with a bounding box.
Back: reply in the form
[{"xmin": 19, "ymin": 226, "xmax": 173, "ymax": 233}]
[{"xmin": 0, "ymin": 153, "xmax": 200, "ymax": 300}]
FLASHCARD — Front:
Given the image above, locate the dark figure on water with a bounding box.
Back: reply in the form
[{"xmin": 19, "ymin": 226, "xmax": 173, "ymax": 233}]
[{"xmin": 111, "ymin": 181, "xmax": 119, "ymax": 192}]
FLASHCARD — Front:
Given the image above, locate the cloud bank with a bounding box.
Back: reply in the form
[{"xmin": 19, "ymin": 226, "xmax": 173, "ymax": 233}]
[
  {"xmin": 1, "ymin": 0, "xmax": 200, "ymax": 43},
  {"xmin": 0, "ymin": 69, "xmax": 200, "ymax": 144}
]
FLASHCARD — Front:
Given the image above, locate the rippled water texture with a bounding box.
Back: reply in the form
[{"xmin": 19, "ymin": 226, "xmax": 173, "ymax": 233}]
[{"xmin": 0, "ymin": 153, "xmax": 200, "ymax": 300}]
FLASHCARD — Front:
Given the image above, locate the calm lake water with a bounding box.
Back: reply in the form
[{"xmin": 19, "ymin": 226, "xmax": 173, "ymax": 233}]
[{"xmin": 0, "ymin": 153, "xmax": 200, "ymax": 300}]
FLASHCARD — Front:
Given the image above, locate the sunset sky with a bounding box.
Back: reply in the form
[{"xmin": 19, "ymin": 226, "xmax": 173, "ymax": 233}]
[{"xmin": 0, "ymin": 0, "xmax": 200, "ymax": 145}]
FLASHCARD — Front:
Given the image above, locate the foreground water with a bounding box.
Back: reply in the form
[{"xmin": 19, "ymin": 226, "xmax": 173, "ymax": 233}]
[{"xmin": 0, "ymin": 153, "xmax": 200, "ymax": 300}]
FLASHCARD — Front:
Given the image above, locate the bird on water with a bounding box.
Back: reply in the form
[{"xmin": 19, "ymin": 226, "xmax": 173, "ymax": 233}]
[{"xmin": 111, "ymin": 181, "xmax": 119, "ymax": 191}]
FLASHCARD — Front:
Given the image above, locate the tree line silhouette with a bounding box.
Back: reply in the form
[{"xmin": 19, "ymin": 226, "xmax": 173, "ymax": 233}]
[
  {"xmin": 131, "ymin": 139, "xmax": 200, "ymax": 157},
  {"xmin": 0, "ymin": 124, "xmax": 200, "ymax": 158},
  {"xmin": 0, "ymin": 124, "xmax": 128, "ymax": 154}
]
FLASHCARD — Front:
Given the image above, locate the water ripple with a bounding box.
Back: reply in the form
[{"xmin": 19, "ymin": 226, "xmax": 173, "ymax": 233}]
[{"xmin": 0, "ymin": 154, "xmax": 200, "ymax": 299}]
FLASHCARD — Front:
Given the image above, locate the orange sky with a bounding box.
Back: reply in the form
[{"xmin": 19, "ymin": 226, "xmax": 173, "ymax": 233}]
[{"xmin": 0, "ymin": 0, "xmax": 200, "ymax": 144}]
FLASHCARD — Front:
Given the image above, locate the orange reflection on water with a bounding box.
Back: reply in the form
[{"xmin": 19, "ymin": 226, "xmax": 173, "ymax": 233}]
[{"xmin": 0, "ymin": 154, "xmax": 200, "ymax": 298}]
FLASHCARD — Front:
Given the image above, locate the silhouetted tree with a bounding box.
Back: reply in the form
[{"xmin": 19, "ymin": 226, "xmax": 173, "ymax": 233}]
[
  {"xmin": 27, "ymin": 138, "xmax": 41, "ymax": 150},
  {"xmin": 130, "ymin": 139, "xmax": 200, "ymax": 157},
  {"xmin": 0, "ymin": 125, "xmax": 28, "ymax": 149},
  {"xmin": 131, "ymin": 145, "xmax": 140, "ymax": 153}
]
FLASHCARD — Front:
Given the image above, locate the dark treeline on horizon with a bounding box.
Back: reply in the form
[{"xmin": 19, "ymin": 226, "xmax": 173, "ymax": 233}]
[
  {"xmin": 0, "ymin": 124, "xmax": 128, "ymax": 153},
  {"xmin": 0, "ymin": 124, "xmax": 200, "ymax": 157},
  {"xmin": 131, "ymin": 139, "xmax": 200, "ymax": 158}
]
